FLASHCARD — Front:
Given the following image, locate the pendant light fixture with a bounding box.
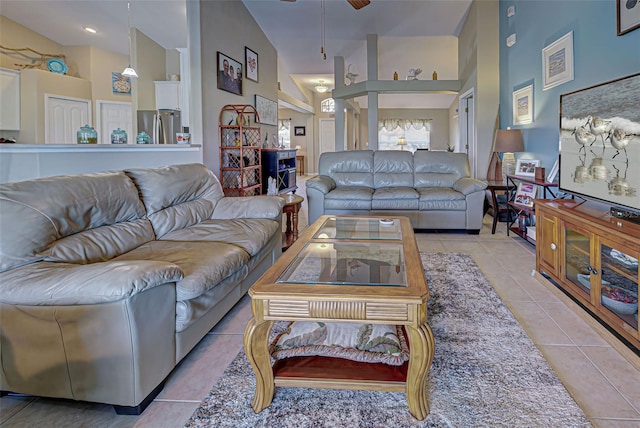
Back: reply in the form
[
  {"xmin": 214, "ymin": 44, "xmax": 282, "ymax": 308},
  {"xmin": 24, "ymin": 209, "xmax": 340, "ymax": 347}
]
[{"xmin": 121, "ymin": 1, "xmax": 138, "ymax": 78}]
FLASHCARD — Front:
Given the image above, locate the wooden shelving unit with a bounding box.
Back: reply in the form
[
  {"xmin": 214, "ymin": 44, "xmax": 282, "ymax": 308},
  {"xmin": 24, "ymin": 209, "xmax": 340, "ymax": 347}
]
[
  {"xmin": 219, "ymin": 104, "xmax": 262, "ymax": 196},
  {"xmin": 506, "ymin": 174, "xmax": 558, "ymax": 245}
]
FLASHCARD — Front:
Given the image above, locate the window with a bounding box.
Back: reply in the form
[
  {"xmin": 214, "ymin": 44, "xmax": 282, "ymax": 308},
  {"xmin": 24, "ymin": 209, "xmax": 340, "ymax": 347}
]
[
  {"xmin": 278, "ymin": 120, "xmax": 290, "ymax": 148},
  {"xmin": 321, "ymin": 98, "xmax": 335, "ymax": 113},
  {"xmin": 378, "ymin": 119, "xmax": 431, "ymax": 152}
]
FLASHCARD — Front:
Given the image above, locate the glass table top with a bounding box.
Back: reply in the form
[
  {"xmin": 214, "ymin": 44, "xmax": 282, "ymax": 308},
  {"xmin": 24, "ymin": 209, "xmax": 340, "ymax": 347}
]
[
  {"xmin": 277, "ymin": 242, "xmax": 407, "ymax": 287},
  {"xmin": 313, "ymin": 217, "xmax": 402, "ymax": 241}
]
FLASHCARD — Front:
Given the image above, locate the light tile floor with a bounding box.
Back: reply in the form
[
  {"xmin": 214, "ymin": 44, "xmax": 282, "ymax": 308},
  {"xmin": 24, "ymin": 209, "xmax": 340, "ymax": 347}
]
[{"xmin": 2, "ymin": 176, "xmax": 639, "ymax": 427}]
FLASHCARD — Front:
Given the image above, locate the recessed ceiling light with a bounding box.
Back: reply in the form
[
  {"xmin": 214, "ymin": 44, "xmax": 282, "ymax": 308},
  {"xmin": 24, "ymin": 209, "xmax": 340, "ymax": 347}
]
[{"xmin": 84, "ymin": 27, "xmax": 97, "ymax": 34}]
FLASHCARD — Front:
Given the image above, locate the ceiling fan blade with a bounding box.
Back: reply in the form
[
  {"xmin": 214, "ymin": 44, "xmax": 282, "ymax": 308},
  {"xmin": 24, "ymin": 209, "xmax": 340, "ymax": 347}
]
[{"xmin": 347, "ymin": 0, "xmax": 371, "ymax": 10}]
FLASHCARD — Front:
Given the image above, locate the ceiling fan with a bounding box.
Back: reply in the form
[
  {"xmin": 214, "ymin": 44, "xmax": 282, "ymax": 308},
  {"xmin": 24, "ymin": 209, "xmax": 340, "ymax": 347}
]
[{"xmin": 280, "ymin": 0, "xmax": 371, "ymax": 10}]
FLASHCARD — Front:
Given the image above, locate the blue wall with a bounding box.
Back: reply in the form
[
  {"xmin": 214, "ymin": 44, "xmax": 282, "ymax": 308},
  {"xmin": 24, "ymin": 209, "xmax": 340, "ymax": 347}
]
[{"xmin": 499, "ymin": 0, "xmax": 640, "ymax": 169}]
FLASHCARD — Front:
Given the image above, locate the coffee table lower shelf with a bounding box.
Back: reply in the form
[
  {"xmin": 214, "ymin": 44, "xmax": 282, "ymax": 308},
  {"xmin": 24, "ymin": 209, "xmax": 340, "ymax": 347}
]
[{"xmin": 273, "ymin": 355, "xmax": 408, "ymax": 391}]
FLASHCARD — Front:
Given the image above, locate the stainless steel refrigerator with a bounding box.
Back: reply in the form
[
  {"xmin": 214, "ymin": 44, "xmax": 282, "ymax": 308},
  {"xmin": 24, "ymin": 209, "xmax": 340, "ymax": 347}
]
[{"xmin": 137, "ymin": 109, "xmax": 182, "ymax": 144}]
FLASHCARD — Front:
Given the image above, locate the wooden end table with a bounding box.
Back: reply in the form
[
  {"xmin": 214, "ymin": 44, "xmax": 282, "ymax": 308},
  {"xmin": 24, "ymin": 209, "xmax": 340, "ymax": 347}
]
[
  {"xmin": 244, "ymin": 215, "xmax": 434, "ymax": 420},
  {"xmin": 486, "ymin": 180, "xmax": 509, "ymax": 234},
  {"xmin": 279, "ymin": 194, "xmax": 304, "ymax": 250}
]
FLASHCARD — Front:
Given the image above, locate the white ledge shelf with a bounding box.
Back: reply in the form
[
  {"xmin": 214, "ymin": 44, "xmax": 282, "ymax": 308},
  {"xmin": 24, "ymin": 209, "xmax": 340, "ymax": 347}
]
[
  {"xmin": 332, "ymin": 79, "xmax": 462, "ymax": 99},
  {"xmin": 0, "ymin": 144, "xmax": 201, "ymax": 153}
]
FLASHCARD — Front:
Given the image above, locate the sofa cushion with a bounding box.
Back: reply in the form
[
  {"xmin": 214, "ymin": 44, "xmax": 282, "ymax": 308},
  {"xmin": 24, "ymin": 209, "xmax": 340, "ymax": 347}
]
[
  {"xmin": 114, "ymin": 240, "xmax": 249, "ymax": 301},
  {"xmin": 160, "ymin": 218, "xmax": 280, "ymax": 256},
  {"xmin": 0, "ymin": 171, "xmax": 150, "ymax": 272},
  {"xmin": 325, "ymin": 186, "xmax": 373, "ymax": 210},
  {"xmin": 125, "ymin": 164, "xmax": 224, "ymax": 238},
  {"xmin": 418, "ymin": 188, "xmax": 466, "ymax": 210},
  {"xmin": 373, "ymin": 151, "xmax": 414, "ymax": 188},
  {"xmin": 414, "ymin": 151, "xmax": 471, "ymax": 188},
  {"xmin": 319, "ymin": 150, "xmax": 374, "ymax": 187},
  {"xmin": 372, "ymin": 187, "xmax": 419, "ymax": 210}
]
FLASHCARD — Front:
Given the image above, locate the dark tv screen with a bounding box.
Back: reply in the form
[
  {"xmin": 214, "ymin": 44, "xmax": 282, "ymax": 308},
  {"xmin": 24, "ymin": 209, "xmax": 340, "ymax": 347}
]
[{"xmin": 559, "ymin": 73, "xmax": 640, "ymax": 212}]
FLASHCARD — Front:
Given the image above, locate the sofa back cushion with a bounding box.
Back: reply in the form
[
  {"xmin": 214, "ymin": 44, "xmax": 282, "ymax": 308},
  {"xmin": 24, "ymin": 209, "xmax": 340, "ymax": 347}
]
[
  {"xmin": 414, "ymin": 152, "xmax": 471, "ymax": 188},
  {"xmin": 373, "ymin": 151, "xmax": 414, "ymax": 188},
  {"xmin": 0, "ymin": 172, "xmax": 153, "ymax": 272},
  {"xmin": 125, "ymin": 163, "xmax": 224, "ymax": 238},
  {"xmin": 319, "ymin": 150, "xmax": 374, "ymax": 188}
]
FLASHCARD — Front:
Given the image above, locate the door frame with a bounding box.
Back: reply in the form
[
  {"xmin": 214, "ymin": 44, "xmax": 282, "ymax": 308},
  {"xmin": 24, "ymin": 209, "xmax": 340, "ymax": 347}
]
[{"xmin": 459, "ymin": 88, "xmax": 477, "ymax": 178}]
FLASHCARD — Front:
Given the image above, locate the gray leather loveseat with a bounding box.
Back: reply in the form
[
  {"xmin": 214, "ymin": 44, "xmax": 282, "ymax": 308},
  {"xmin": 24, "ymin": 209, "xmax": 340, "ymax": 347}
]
[
  {"xmin": 0, "ymin": 163, "xmax": 284, "ymax": 414},
  {"xmin": 306, "ymin": 150, "xmax": 487, "ymax": 233}
]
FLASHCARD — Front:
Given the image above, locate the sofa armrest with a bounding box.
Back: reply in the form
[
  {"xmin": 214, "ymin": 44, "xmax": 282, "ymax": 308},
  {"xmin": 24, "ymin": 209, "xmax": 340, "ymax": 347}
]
[
  {"xmin": 0, "ymin": 260, "xmax": 183, "ymax": 306},
  {"xmin": 453, "ymin": 177, "xmax": 487, "ymax": 195},
  {"xmin": 306, "ymin": 175, "xmax": 336, "ymax": 194},
  {"xmin": 212, "ymin": 195, "xmax": 284, "ymax": 220}
]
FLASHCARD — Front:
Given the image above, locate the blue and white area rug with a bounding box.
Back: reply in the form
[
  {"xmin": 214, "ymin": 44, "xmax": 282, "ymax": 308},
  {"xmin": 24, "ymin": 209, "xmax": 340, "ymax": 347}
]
[{"xmin": 185, "ymin": 252, "xmax": 590, "ymax": 427}]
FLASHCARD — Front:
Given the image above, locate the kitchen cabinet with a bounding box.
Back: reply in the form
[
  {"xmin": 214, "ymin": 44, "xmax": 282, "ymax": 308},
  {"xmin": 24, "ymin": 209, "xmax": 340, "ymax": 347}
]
[
  {"xmin": 219, "ymin": 104, "xmax": 261, "ymax": 196},
  {"xmin": 262, "ymin": 149, "xmax": 297, "ymax": 194},
  {"xmin": 536, "ymin": 199, "xmax": 639, "ymax": 351},
  {"xmin": 154, "ymin": 81, "xmax": 181, "ymax": 111},
  {"xmin": 0, "ymin": 68, "xmax": 20, "ymax": 130}
]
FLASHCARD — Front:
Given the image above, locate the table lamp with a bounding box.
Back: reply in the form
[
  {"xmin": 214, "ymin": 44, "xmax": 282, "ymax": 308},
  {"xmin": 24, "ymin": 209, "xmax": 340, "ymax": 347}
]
[
  {"xmin": 491, "ymin": 129, "xmax": 524, "ymax": 183},
  {"xmin": 397, "ymin": 136, "xmax": 407, "ymax": 151}
]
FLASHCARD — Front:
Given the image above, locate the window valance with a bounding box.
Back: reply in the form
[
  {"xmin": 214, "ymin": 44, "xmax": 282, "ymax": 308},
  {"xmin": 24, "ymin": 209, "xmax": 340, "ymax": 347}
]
[{"xmin": 378, "ymin": 119, "xmax": 431, "ymax": 131}]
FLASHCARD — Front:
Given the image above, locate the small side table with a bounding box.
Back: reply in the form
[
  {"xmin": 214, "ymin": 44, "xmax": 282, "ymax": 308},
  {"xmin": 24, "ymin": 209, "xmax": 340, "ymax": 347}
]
[
  {"xmin": 296, "ymin": 155, "xmax": 305, "ymax": 176},
  {"xmin": 279, "ymin": 194, "xmax": 304, "ymax": 250},
  {"xmin": 486, "ymin": 181, "xmax": 509, "ymax": 234}
]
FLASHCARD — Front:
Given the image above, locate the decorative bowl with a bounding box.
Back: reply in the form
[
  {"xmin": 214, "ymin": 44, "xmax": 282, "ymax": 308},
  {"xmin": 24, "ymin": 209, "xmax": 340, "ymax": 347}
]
[{"xmin": 601, "ymin": 286, "xmax": 638, "ymax": 316}]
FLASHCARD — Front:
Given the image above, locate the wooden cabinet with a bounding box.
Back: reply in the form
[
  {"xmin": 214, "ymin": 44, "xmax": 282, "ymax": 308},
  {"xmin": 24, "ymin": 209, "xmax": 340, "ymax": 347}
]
[
  {"xmin": 0, "ymin": 68, "xmax": 20, "ymax": 130},
  {"xmin": 154, "ymin": 81, "xmax": 181, "ymax": 110},
  {"xmin": 262, "ymin": 149, "xmax": 297, "ymax": 194},
  {"xmin": 219, "ymin": 104, "xmax": 261, "ymax": 196},
  {"xmin": 536, "ymin": 200, "xmax": 639, "ymax": 350}
]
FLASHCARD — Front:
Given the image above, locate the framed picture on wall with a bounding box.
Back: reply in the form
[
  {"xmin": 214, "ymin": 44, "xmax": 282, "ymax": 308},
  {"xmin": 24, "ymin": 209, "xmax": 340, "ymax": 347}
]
[
  {"xmin": 512, "ymin": 84, "xmax": 533, "ymax": 125},
  {"xmin": 217, "ymin": 51, "xmax": 243, "ymax": 96},
  {"xmin": 294, "ymin": 126, "xmax": 306, "ymax": 136},
  {"xmin": 617, "ymin": 0, "xmax": 640, "ymax": 35},
  {"xmin": 245, "ymin": 47, "xmax": 258, "ymax": 82},
  {"xmin": 542, "ymin": 31, "xmax": 574, "ymax": 91},
  {"xmin": 255, "ymin": 95, "xmax": 278, "ymax": 125}
]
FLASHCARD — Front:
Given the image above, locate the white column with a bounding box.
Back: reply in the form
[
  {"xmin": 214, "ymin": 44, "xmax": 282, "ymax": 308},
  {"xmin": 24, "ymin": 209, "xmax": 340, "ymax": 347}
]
[
  {"xmin": 367, "ymin": 92, "xmax": 378, "ymax": 150},
  {"xmin": 366, "ymin": 34, "xmax": 378, "ymax": 80},
  {"xmin": 334, "ymin": 56, "xmax": 345, "ymax": 151}
]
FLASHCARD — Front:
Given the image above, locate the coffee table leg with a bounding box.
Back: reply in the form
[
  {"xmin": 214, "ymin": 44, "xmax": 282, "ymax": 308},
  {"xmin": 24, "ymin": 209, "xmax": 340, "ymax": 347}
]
[
  {"xmin": 243, "ymin": 317, "xmax": 275, "ymax": 413},
  {"xmin": 405, "ymin": 322, "xmax": 435, "ymax": 421}
]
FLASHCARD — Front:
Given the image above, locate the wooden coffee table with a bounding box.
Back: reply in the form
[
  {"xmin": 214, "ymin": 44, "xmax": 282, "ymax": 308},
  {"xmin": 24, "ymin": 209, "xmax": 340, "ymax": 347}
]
[{"xmin": 244, "ymin": 215, "xmax": 434, "ymax": 420}]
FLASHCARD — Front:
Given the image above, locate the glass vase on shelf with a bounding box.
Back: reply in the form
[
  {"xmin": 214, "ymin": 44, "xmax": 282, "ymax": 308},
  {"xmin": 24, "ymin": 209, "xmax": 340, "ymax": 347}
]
[{"xmin": 77, "ymin": 125, "xmax": 97, "ymax": 144}]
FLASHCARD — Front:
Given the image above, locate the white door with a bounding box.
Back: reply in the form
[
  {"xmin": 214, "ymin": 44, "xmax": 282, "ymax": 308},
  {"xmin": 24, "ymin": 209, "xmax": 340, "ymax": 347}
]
[
  {"xmin": 319, "ymin": 118, "xmax": 335, "ymax": 174},
  {"xmin": 45, "ymin": 95, "xmax": 91, "ymax": 144},
  {"xmin": 97, "ymin": 101, "xmax": 132, "ymax": 144}
]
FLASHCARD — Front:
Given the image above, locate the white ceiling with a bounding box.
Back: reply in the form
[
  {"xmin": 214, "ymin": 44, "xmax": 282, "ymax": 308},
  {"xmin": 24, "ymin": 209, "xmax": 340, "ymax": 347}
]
[{"xmin": 1, "ymin": 0, "xmax": 472, "ymax": 109}]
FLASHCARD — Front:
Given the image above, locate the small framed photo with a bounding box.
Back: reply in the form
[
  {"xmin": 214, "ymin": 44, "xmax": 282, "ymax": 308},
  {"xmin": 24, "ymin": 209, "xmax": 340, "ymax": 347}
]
[
  {"xmin": 217, "ymin": 51, "xmax": 243, "ymax": 96},
  {"xmin": 512, "ymin": 84, "xmax": 533, "ymax": 125},
  {"xmin": 515, "ymin": 159, "xmax": 540, "ymax": 177},
  {"xmin": 112, "ymin": 72, "xmax": 131, "ymax": 94},
  {"xmin": 542, "ymin": 31, "xmax": 574, "ymax": 91},
  {"xmin": 294, "ymin": 126, "xmax": 306, "ymax": 136},
  {"xmin": 617, "ymin": 0, "xmax": 640, "ymax": 35},
  {"xmin": 245, "ymin": 47, "xmax": 258, "ymax": 82},
  {"xmin": 514, "ymin": 182, "xmax": 538, "ymax": 207}
]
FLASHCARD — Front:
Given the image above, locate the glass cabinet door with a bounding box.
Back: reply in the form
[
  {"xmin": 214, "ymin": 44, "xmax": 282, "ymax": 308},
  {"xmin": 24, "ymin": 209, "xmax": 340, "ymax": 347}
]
[
  {"xmin": 563, "ymin": 224, "xmax": 592, "ymax": 300},
  {"xmin": 598, "ymin": 239, "xmax": 638, "ymax": 331}
]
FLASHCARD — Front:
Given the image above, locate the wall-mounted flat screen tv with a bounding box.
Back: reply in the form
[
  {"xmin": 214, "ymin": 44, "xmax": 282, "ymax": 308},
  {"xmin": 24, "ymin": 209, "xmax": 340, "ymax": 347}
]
[{"xmin": 559, "ymin": 73, "xmax": 639, "ymax": 214}]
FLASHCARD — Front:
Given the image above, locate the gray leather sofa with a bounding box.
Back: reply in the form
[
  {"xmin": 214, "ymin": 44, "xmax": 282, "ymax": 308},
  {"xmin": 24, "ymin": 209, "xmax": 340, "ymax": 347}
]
[
  {"xmin": 306, "ymin": 150, "xmax": 487, "ymax": 233},
  {"xmin": 0, "ymin": 163, "xmax": 284, "ymax": 414}
]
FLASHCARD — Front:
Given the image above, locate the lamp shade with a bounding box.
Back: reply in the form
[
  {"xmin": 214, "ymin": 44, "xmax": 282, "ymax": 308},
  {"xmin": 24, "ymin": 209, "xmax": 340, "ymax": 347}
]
[
  {"xmin": 494, "ymin": 129, "xmax": 524, "ymax": 153},
  {"xmin": 397, "ymin": 136, "xmax": 407, "ymax": 146}
]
